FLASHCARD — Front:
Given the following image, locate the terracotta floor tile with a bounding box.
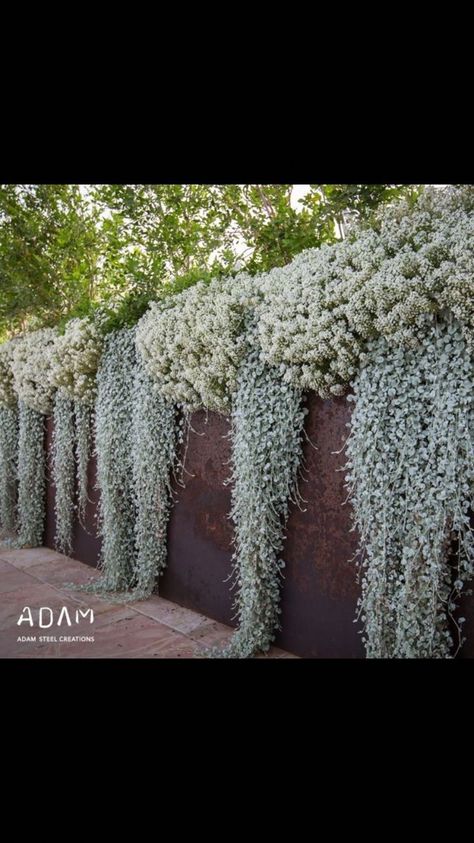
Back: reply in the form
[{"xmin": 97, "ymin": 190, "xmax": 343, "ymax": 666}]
[
  {"xmin": 132, "ymin": 596, "xmax": 209, "ymax": 633},
  {"xmin": 58, "ymin": 614, "xmax": 175, "ymax": 658},
  {"xmin": 0, "ymin": 547, "xmax": 67, "ymax": 567},
  {"xmin": 26, "ymin": 561, "xmax": 99, "ymax": 589},
  {"xmin": 136, "ymin": 637, "xmax": 199, "ymax": 659},
  {"xmin": 188, "ymin": 618, "xmax": 235, "ymax": 652},
  {"xmin": 0, "ymin": 568, "xmax": 38, "ymax": 594}
]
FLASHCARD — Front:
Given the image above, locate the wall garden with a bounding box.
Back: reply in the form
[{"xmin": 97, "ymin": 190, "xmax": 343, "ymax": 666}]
[{"xmin": 1, "ymin": 186, "xmax": 473, "ymax": 658}]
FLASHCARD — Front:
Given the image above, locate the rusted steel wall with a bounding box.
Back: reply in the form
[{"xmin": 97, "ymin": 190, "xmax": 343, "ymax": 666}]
[
  {"xmin": 161, "ymin": 396, "xmax": 364, "ymax": 658},
  {"xmin": 42, "ymin": 398, "xmax": 474, "ymax": 658},
  {"xmin": 44, "ymin": 417, "xmax": 101, "ymax": 568},
  {"xmin": 43, "ymin": 396, "xmax": 364, "ymax": 657}
]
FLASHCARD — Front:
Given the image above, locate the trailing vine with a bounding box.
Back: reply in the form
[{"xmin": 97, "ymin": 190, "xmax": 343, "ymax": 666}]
[
  {"xmin": 211, "ymin": 341, "xmax": 307, "ymax": 657},
  {"xmin": 0, "ymin": 403, "xmax": 18, "ymax": 533},
  {"xmin": 92, "ymin": 327, "xmax": 137, "ymax": 592},
  {"xmin": 130, "ymin": 358, "xmax": 178, "ymax": 597},
  {"xmin": 52, "ymin": 390, "xmax": 76, "ymax": 555},
  {"xmin": 74, "ymin": 400, "xmax": 92, "ymax": 525},
  {"xmin": 346, "ymin": 314, "xmax": 474, "ymax": 658},
  {"xmin": 17, "ymin": 401, "xmax": 46, "ymax": 547},
  {"xmin": 80, "ymin": 328, "xmax": 178, "ymax": 600}
]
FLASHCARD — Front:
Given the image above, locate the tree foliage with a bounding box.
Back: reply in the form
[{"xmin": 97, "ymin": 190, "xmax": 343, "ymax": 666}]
[{"xmin": 0, "ymin": 184, "xmax": 421, "ymax": 336}]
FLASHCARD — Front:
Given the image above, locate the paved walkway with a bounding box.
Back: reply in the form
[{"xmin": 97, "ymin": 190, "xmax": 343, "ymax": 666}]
[{"xmin": 0, "ymin": 546, "xmax": 295, "ymax": 659}]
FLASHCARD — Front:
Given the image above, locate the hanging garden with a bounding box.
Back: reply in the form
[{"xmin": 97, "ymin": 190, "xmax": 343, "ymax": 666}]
[{"xmin": 1, "ymin": 185, "xmax": 473, "ymax": 658}]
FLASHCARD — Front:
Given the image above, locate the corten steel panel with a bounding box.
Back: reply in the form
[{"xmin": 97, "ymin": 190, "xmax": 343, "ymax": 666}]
[
  {"xmin": 41, "ymin": 401, "xmax": 474, "ymax": 659},
  {"xmin": 160, "ymin": 411, "xmax": 235, "ymax": 626},
  {"xmin": 277, "ymin": 395, "xmax": 363, "ymax": 658},
  {"xmin": 44, "ymin": 416, "xmax": 101, "ymax": 568},
  {"xmin": 161, "ymin": 395, "xmax": 364, "ymax": 658}
]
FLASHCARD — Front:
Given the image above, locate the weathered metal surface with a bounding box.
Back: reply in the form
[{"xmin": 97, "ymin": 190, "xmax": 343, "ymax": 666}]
[
  {"xmin": 44, "ymin": 416, "xmax": 101, "ymax": 569},
  {"xmin": 41, "ymin": 399, "xmax": 474, "ymax": 659},
  {"xmin": 277, "ymin": 395, "xmax": 363, "ymax": 657},
  {"xmin": 161, "ymin": 411, "xmax": 235, "ymax": 625},
  {"xmin": 160, "ymin": 396, "xmax": 364, "ymax": 657}
]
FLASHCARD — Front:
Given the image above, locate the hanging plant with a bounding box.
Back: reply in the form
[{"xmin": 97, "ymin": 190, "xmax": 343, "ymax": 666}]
[
  {"xmin": 345, "ymin": 314, "xmax": 474, "ymax": 658},
  {"xmin": 130, "ymin": 357, "xmax": 178, "ymax": 597},
  {"xmin": 17, "ymin": 401, "xmax": 46, "ymax": 547},
  {"xmin": 79, "ymin": 327, "xmax": 179, "ymax": 600},
  {"xmin": 211, "ymin": 340, "xmax": 307, "ymax": 658},
  {"xmin": 0, "ymin": 403, "xmax": 18, "ymax": 533},
  {"xmin": 92, "ymin": 327, "xmax": 137, "ymax": 592},
  {"xmin": 74, "ymin": 400, "xmax": 92, "ymax": 525},
  {"xmin": 51, "ymin": 390, "xmax": 76, "ymax": 555}
]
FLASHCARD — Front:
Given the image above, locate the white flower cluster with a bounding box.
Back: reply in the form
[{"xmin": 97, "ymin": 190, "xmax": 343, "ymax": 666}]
[
  {"xmin": 49, "ymin": 318, "xmax": 104, "ymax": 406},
  {"xmin": 0, "ymin": 338, "xmax": 20, "ymax": 407},
  {"xmin": 136, "ymin": 273, "xmax": 262, "ymax": 413},
  {"xmin": 346, "ymin": 314, "xmax": 474, "ymax": 658},
  {"xmin": 257, "ymin": 186, "xmax": 474, "ymax": 396},
  {"xmin": 10, "ymin": 328, "xmax": 57, "ymax": 414}
]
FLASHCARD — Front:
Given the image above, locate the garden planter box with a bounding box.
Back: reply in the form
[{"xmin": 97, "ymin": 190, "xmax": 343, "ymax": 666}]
[{"xmin": 43, "ymin": 394, "xmax": 474, "ymax": 659}]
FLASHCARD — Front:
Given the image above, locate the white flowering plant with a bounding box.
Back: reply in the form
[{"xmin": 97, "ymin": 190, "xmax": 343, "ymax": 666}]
[
  {"xmin": 10, "ymin": 328, "xmax": 57, "ymax": 414},
  {"xmin": 49, "ymin": 317, "xmax": 105, "ymax": 406},
  {"xmin": 0, "ymin": 338, "xmax": 19, "ymax": 407},
  {"xmin": 257, "ymin": 186, "xmax": 474, "ymax": 396},
  {"xmin": 136, "ymin": 272, "xmax": 262, "ymax": 413}
]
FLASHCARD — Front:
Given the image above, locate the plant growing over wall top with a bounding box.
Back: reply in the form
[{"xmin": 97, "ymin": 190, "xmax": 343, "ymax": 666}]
[
  {"xmin": 209, "ymin": 333, "xmax": 307, "ymax": 657},
  {"xmin": 136, "ymin": 273, "xmax": 261, "ymax": 412},
  {"xmin": 49, "ymin": 317, "xmax": 105, "ymax": 406},
  {"xmin": 11, "ymin": 328, "xmax": 57, "ymax": 414},
  {"xmin": 346, "ymin": 314, "xmax": 474, "ymax": 658}
]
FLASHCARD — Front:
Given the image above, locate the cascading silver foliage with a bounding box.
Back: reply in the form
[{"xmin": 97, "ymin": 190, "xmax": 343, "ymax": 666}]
[
  {"xmin": 0, "ymin": 403, "xmax": 19, "ymax": 533},
  {"xmin": 92, "ymin": 327, "xmax": 138, "ymax": 591},
  {"xmin": 83, "ymin": 327, "xmax": 178, "ymax": 598},
  {"xmin": 130, "ymin": 358, "xmax": 177, "ymax": 597},
  {"xmin": 346, "ymin": 314, "xmax": 474, "ymax": 658},
  {"xmin": 74, "ymin": 400, "xmax": 92, "ymax": 525},
  {"xmin": 17, "ymin": 401, "xmax": 46, "ymax": 547},
  {"xmin": 52, "ymin": 390, "xmax": 76, "ymax": 555},
  {"xmin": 211, "ymin": 342, "xmax": 307, "ymax": 658}
]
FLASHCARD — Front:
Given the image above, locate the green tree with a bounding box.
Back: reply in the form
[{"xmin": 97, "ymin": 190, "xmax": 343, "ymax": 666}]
[
  {"xmin": 0, "ymin": 183, "xmax": 423, "ymax": 337},
  {"xmin": 0, "ymin": 184, "xmax": 101, "ymax": 336}
]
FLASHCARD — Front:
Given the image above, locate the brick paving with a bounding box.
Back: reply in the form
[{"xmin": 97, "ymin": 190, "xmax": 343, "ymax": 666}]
[{"xmin": 0, "ymin": 546, "xmax": 296, "ymax": 659}]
